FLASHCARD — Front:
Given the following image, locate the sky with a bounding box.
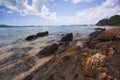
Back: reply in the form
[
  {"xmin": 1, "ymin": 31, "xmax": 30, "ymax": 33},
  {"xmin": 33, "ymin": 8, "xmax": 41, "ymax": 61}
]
[{"xmin": 0, "ymin": 0, "xmax": 120, "ymax": 25}]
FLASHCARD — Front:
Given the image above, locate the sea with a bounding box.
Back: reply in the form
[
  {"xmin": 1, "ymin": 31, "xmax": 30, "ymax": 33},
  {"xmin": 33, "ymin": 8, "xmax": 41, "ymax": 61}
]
[{"xmin": 0, "ymin": 26, "xmax": 116, "ymax": 61}]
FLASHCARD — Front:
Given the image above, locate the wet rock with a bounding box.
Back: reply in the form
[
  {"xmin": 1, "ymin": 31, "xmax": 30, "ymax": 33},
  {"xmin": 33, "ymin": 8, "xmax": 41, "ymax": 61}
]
[
  {"xmin": 37, "ymin": 43, "xmax": 58, "ymax": 57},
  {"xmin": 25, "ymin": 31, "xmax": 49, "ymax": 41},
  {"xmin": 25, "ymin": 35, "xmax": 36, "ymax": 41},
  {"xmin": 60, "ymin": 33, "xmax": 73, "ymax": 42},
  {"xmin": 58, "ymin": 41, "xmax": 70, "ymax": 46},
  {"xmin": 94, "ymin": 28, "xmax": 106, "ymax": 31},
  {"xmin": 36, "ymin": 31, "xmax": 48, "ymax": 38}
]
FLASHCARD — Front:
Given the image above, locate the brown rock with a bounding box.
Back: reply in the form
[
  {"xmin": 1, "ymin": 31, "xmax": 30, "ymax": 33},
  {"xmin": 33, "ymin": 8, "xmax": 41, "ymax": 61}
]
[
  {"xmin": 85, "ymin": 53, "xmax": 106, "ymax": 68},
  {"xmin": 97, "ymin": 73, "xmax": 107, "ymax": 80},
  {"xmin": 107, "ymin": 75, "xmax": 113, "ymax": 80},
  {"xmin": 89, "ymin": 30, "xmax": 103, "ymax": 37},
  {"xmin": 88, "ymin": 28, "xmax": 120, "ymax": 51},
  {"xmin": 60, "ymin": 33, "xmax": 73, "ymax": 42},
  {"xmin": 37, "ymin": 43, "xmax": 58, "ymax": 57},
  {"xmin": 90, "ymin": 28, "xmax": 120, "ymax": 42},
  {"xmin": 23, "ymin": 46, "xmax": 85, "ymax": 80},
  {"xmin": 107, "ymin": 48, "xmax": 115, "ymax": 58}
]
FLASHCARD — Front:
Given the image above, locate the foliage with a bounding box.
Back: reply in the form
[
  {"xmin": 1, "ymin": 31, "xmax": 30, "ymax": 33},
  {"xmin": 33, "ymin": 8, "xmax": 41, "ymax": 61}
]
[{"xmin": 96, "ymin": 15, "xmax": 120, "ymax": 26}]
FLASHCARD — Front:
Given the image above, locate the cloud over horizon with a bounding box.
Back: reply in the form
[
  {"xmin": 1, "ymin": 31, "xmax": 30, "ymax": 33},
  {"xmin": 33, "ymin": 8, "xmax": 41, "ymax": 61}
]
[{"xmin": 0, "ymin": 0, "xmax": 120, "ymax": 25}]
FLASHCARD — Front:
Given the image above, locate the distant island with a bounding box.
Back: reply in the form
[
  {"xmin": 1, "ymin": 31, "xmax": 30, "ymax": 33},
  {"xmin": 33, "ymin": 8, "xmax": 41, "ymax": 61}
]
[
  {"xmin": 0, "ymin": 25, "xmax": 35, "ymax": 27},
  {"xmin": 0, "ymin": 25, "xmax": 12, "ymax": 27},
  {"xmin": 0, "ymin": 24, "xmax": 96, "ymax": 27},
  {"xmin": 96, "ymin": 15, "xmax": 120, "ymax": 26}
]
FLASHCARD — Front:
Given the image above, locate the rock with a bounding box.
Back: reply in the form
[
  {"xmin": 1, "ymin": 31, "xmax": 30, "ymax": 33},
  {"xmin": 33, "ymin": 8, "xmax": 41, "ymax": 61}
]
[
  {"xmin": 89, "ymin": 30, "xmax": 103, "ymax": 39},
  {"xmin": 25, "ymin": 35, "xmax": 36, "ymax": 41},
  {"xmin": 86, "ymin": 28, "xmax": 120, "ymax": 79},
  {"xmin": 88, "ymin": 28, "xmax": 120, "ymax": 50},
  {"xmin": 97, "ymin": 73, "xmax": 107, "ymax": 80},
  {"xmin": 94, "ymin": 28, "xmax": 106, "ymax": 31},
  {"xmin": 107, "ymin": 75, "xmax": 113, "ymax": 80},
  {"xmin": 58, "ymin": 42, "xmax": 70, "ymax": 46},
  {"xmin": 36, "ymin": 31, "xmax": 48, "ymax": 37},
  {"xmin": 37, "ymin": 43, "xmax": 58, "ymax": 57},
  {"xmin": 25, "ymin": 31, "xmax": 49, "ymax": 41},
  {"xmin": 60, "ymin": 33, "xmax": 73, "ymax": 42},
  {"xmin": 82, "ymin": 52, "xmax": 88, "ymax": 56},
  {"xmin": 85, "ymin": 53, "xmax": 106, "ymax": 68},
  {"xmin": 2, "ymin": 27, "xmax": 120, "ymax": 80},
  {"xmin": 107, "ymin": 48, "xmax": 115, "ymax": 58},
  {"xmin": 23, "ymin": 45, "xmax": 85, "ymax": 80},
  {"xmin": 23, "ymin": 74, "xmax": 33, "ymax": 80},
  {"xmin": 90, "ymin": 28, "xmax": 120, "ymax": 42}
]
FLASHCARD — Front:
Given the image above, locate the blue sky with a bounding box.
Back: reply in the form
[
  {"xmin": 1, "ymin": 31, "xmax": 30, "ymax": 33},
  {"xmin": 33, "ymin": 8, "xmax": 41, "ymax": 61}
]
[{"xmin": 0, "ymin": 0, "xmax": 120, "ymax": 25}]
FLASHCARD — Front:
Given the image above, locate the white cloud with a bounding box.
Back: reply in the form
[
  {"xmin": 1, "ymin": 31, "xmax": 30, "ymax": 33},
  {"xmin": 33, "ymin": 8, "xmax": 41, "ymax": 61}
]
[
  {"xmin": 38, "ymin": 5, "xmax": 56, "ymax": 20},
  {"xmin": 0, "ymin": 0, "xmax": 56, "ymax": 20},
  {"xmin": 7, "ymin": 10, "xmax": 13, "ymax": 13},
  {"xmin": 72, "ymin": 0, "xmax": 83, "ymax": 3},
  {"xmin": 0, "ymin": 8, "xmax": 13, "ymax": 13},
  {"xmin": 75, "ymin": 0, "xmax": 120, "ymax": 24},
  {"xmin": 64, "ymin": 0, "xmax": 94, "ymax": 4},
  {"xmin": 38, "ymin": 0, "xmax": 120, "ymax": 25},
  {"xmin": 0, "ymin": 0, "xmax": 120, "ymax": 25},
  {"xmin": 51, "ymin": 0, "xmax": 120, "ymax": 25}
]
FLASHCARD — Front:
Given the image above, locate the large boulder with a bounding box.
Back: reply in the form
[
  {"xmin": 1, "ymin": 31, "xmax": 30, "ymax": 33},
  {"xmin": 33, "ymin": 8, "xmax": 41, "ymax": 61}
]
[
  {"xmin": 60, "ymin": 33, "xmax": 73, "ymax": 42},
  {"xmin": 37, "ymin": 43, "xmax": 58, "ymax": 57}
]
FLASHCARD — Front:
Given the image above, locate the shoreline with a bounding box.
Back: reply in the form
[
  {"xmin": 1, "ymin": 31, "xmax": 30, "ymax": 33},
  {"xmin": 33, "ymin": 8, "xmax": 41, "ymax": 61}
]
[
  {"xmin": 0, "ymin": 28, "xmax": 120, "ymax": 80},
  {"xmin": 23, "ymin": 28, "xmax": 120, "ymax": 80}
]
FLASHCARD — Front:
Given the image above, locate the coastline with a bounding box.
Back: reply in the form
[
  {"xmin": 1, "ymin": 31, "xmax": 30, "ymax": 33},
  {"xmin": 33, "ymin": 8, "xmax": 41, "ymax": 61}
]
[
  {"xmin": 22, "ymin": 28, "xmax": 120, "ymax": 80},
  {"xmin": 0, "ymin": 27, "xmax": 120, "ymax": 80}
]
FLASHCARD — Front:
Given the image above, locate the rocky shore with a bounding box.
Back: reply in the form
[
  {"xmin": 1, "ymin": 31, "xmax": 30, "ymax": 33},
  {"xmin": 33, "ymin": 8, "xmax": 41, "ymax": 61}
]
[{"xmin": 0, "ymin": 28, "xmax": 120, "ymax": 80}]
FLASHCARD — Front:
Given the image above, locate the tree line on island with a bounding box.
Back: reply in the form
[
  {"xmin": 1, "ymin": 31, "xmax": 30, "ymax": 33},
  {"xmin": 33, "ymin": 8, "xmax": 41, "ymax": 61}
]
[{"xmin": 96, "ymin": 15, "xmax": 120, "ymax": 26}]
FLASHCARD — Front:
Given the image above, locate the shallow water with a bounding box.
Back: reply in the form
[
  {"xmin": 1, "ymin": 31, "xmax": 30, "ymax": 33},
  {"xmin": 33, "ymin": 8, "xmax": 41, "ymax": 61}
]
[
  {"xmin": 0, "ymin": 25, "xmax": 119, "ymax": 80},
  {"xmin": 0, "ymin": 25, "xmax": 117, "ymax": 61}
]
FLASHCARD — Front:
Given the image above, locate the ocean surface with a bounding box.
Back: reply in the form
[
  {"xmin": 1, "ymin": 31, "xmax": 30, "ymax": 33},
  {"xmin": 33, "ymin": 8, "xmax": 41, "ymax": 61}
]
[{"xmin": 0, "ymin": 26, "xmax": 116, "ymax": 61}]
